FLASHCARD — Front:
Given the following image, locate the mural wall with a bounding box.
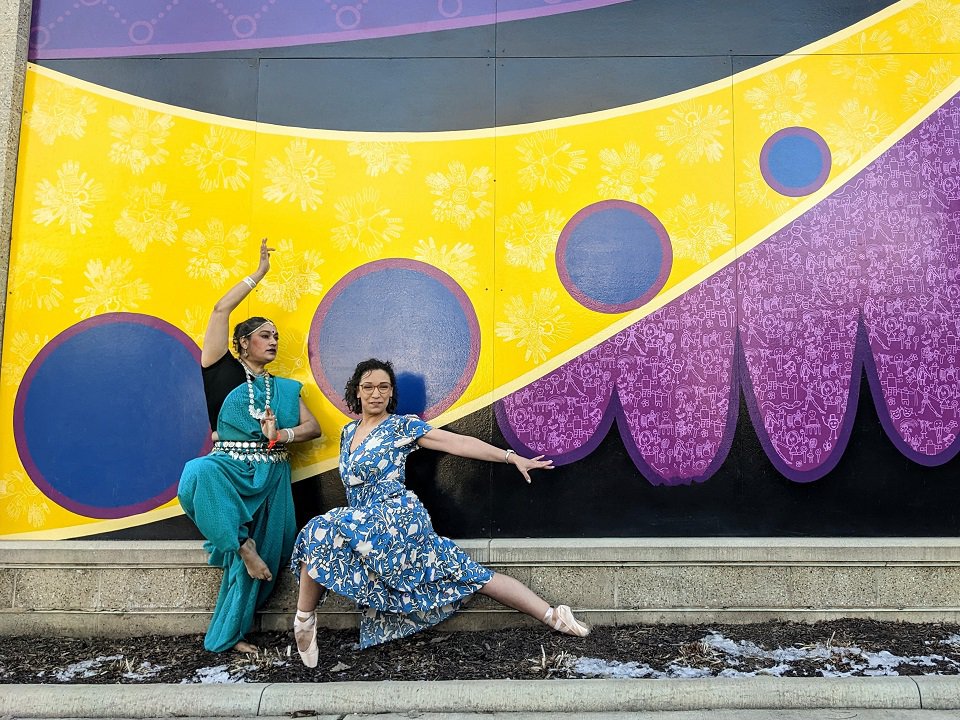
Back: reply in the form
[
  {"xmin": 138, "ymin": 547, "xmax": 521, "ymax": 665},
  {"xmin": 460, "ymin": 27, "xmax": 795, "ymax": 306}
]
[{"xmin": 1, "ymin": 0, "xmax": 959, "ymax": 539}]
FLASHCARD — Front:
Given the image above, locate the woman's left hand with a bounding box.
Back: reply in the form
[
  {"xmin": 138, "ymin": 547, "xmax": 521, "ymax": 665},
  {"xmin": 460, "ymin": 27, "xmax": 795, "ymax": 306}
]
[
  {"xmin": 510, "ymin": 454, "xmax": 554, "ymax": 484},
  {"xmin": 260, "ymin": 407, "xmax": 278, "ymax": 441}
]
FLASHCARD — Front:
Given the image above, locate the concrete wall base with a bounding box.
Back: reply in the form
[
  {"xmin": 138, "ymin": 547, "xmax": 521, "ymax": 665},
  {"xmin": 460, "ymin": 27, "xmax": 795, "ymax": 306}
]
[{"xmin": 2, "ymin": 538, "xmax": 959, "ymax": 636}]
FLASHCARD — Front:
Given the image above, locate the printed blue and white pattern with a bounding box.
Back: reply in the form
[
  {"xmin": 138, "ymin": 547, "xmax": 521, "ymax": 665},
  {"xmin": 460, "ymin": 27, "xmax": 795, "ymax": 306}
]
[{"xmin": 291, "ymin": 414, "xmax": 493, "ymax": 648}]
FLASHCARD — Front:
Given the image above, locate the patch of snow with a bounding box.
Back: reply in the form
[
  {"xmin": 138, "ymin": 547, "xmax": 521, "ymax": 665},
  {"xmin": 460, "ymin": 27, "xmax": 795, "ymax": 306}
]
[
  {"xmin": 573, "ymin": 657, "xmax": 656, "ymax": 678},
  {"xmin": 572, "ymin": 632, "xmax": 960, "ymax": 680},
  {"xmin": 181, "ymin": 665, "xmax": 244, "ymax": 684},
  {"xmin": 54, "ymin": 655, "xmax": 123, "ymax": 681},
  {"xmin": 122, "ymin": 661, "xmax": 164, "ymax": 680}
]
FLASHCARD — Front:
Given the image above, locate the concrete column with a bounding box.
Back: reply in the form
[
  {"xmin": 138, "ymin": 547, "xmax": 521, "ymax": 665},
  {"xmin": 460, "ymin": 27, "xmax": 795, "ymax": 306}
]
[{"xmin": 0, "ymin": 0, "xmax": 32, "ymax": 368}]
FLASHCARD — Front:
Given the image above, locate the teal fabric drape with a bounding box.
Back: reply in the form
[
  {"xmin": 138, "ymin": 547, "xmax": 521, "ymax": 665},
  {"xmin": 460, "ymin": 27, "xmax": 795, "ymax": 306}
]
[{"xmin": 178, "ymin": 373, "xmax": 301, "ymax": 652}]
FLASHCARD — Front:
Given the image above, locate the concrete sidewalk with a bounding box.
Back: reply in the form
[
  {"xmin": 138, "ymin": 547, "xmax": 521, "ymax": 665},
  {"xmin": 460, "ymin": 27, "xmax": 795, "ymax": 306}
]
[{"xmin": 2, "ymin": 677, "xmax": 960, "ymax": 717}]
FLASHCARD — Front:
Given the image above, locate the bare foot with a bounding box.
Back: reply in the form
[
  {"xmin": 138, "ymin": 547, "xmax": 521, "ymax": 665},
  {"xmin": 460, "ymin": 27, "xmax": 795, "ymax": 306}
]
[
  {"xmin": 238, "ymin": 539, "xmax": 272, "ymax": 581},
  {"xmin": 233, "ymin": 640, "xmax": 259, "ymax": 653}
]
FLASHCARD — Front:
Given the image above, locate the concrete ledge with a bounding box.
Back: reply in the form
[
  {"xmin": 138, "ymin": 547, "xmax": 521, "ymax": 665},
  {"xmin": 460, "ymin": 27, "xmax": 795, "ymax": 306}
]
[
  {"xmin": 4, "ymin": 677, "xmax": 956, "ymax": 717},
  {"xmin": 3, "ymin": 539, "xmax": 960, "ymax": 636}
]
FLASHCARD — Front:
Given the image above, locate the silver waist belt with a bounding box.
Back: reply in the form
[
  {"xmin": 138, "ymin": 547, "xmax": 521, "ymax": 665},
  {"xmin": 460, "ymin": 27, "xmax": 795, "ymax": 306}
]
[{"xmin": 212, "ymin": 440, "xmax": 289, "ymax": 463}]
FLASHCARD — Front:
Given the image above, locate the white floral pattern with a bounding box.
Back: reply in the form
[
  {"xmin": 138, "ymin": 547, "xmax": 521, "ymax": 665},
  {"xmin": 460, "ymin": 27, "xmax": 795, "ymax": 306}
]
[{"xmin": 291, "ymin": 414, "xmax": 492, "ymax": 648}]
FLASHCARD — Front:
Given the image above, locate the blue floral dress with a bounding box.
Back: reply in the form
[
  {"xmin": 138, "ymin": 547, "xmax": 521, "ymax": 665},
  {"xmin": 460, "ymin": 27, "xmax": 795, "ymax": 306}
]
[{"xmin": 291, "ymin": 414, "xmax": 493, "ymax": 648}]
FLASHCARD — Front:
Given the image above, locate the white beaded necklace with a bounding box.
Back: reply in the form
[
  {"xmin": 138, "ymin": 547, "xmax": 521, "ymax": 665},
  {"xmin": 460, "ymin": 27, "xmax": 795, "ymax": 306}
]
[{"xmin": 239, "ymin": 359, "xmax": 271, "ymax": 420}]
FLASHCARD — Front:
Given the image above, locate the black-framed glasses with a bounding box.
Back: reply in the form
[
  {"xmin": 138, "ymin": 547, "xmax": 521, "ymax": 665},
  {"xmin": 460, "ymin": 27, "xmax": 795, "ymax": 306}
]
[{"xmin": 359, "ymin": 383, "xmax": 392, "ymax": 395}]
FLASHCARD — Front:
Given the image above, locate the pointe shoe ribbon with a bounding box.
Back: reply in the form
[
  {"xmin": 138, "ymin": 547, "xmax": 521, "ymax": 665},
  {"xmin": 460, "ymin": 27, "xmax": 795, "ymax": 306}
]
[
  {"xmin": 543, "ymin": 605, "xmax": 590, "ymax": 637},
  {"xmin": 294, "ymin": 612, "xmax": 319, "ymax": 668}
]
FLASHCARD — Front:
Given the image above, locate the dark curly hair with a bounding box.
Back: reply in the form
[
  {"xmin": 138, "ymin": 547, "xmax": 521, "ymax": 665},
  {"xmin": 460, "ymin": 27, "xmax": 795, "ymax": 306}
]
[
  {"xmin": 232, "ymin": 316, "xmax": 274, "ymax": 357},
  {"xmin": 344, "ymin": 358, "xmax": 398, "ymax": 414}
]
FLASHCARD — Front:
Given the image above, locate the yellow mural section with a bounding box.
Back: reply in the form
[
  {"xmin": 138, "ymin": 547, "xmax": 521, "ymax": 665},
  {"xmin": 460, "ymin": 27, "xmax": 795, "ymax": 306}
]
[{"xmin": 2, "ymin": 0, "xmax": 959, "ymax": 537}]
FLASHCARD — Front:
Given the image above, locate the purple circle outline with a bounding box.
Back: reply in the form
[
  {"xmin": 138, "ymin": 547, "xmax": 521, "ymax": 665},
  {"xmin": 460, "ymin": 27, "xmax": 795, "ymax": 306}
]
[
  {"xmin": 308, "ymin": 259, "xmax": 480, "ymax": 420},
  {"xmin": 335, "ymin": 6, "xmax": 362, "ymax": 29},
  {"xmin": 127, "ymin": 20, "xmax": 154, "ymax": 45},
  {"xmin": 555, "ymin": 199, "xmax": 673, "ymax": 314},
  {"xmin": 759, "ymin": 126, "xmax": 832, "ymax": 197},
  {"xmin": 13, "ymin": 312, "xmax": 208, "ymax": 520}
]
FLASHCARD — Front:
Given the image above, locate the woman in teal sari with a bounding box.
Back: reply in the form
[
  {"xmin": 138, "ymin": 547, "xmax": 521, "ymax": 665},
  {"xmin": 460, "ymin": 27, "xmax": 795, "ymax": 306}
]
[{"xmin": 179, "ymin": 239, "xmax": 321, "ymax": 653}]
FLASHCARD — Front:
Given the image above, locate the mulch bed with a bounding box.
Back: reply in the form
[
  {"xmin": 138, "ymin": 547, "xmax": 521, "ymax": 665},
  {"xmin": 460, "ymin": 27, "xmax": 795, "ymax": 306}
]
[{"xmin": 2, "ymin": 619, "xmax": 960, "ymax": 683}]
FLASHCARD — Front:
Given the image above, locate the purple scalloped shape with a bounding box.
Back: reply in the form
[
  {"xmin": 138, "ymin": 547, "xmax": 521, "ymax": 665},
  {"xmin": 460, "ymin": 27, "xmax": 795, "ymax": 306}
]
[{"xmin": 498, "ymin": 92, "xmax": 960, "ymax": 483}]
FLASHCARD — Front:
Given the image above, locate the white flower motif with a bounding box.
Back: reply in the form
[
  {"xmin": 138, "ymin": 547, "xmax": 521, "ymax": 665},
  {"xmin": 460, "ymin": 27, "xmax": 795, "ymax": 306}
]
[
  {"xmin": 257, "ymin": 238, "xmax": 324, "ymax": 312},
  {"xmin": 108, "ymin": 108, "xmax": 173, "ymax": 174},
  {"xmin": 743, "ymin": 70, "xmax": 816, "ymax": 133},
  {"xmin": 825, "ymin": 99, "xmax": 894, "ymax": 167},
  {"xmin": 655, "ymin": 101, "xmax": 730, "ymax": 164},
  {"xmin": 182, "ymin": 305, "xmax": 207, "ymax": 347},
  {"xmin": 897, "ymin": 0, "xmax": 960, "ymax": 46},
  {"xmin": 737, "ymin": 159, "xmax": 790, "ymax": 213},
  {"xmin": 829, "ymin": 30, "xmax": 899, "ymax": 95},
  {"xmin": 73, "ymin": 258, "xmax": 151, "ymax": 319},
  {"xmin": 10, "ymin": 244, "xmax": 66, "ymax": 311},
  {"xmin": 347, "ymin": 141, "xmax": 412, "ymax": 175},
  {"xmin": 182, "ymin": 127, "xmax": 251, "ymax": 192},
  {"xmin": 262, "ymin": 139, "xmax": 335, "ymax": 211},
  {"xmin": 596, "ymin": 142, "xmax": 663, "ymax": 204},
  {"xmin": 2, "ymin": 331, "xmax": 49, "ymax": 387},
  {"xmin": 413, "ymin": 237, "xmax": 477, "ymax": 288},
  {"xmin": 114, "ymin": 182, "xmax": 190, "ymax": 252},
  {"xmin": 516, "ymin": 131, "xmax": 587, "ymax": 192},
  {"xmin": 902, "ymin": 59, "xmax": 954, "ymax": 107},
  {"xmin": 497, "ymin": 202, "xmax": 565, "ymax": 272},
  {"xmin": 27, "ymin": 84, "xmax": 97, "ymax": 145},
  {"xmin": 0, "ymin": 470, "xmax": 52, "ymax": 529},
  {"xmin": 183, "ymin": 219, "xmax": 248, "ymax": 288},
  {"xmin": 425, "ymin": 162, "xmax": 492, "ymax": 229},
  {"xmin": 33, "ymin": 161, "xmax": 104, "ymax": 235},
  {"xmin": 331, "ymin": 188, "xmax": 403, "ymax": 257},
  {"xmin": 664, "ymin": 194, "xmax": 732, "ymax": 265},
  {"xmin": 495, "ymin": 288, "xmax": 571, "ymax": 364}
]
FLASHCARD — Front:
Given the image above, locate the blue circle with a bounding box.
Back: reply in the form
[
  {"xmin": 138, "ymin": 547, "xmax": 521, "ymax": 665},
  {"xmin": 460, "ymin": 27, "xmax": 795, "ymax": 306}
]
[
  {"xmin": 767, "ymin": 135, "xmax": 824, "ymax": 188},
  {"xmin": 760, "ymin": 127, "xmax": 831, "ymax": 197},
  {"xmin": 557, "ymin": 201, "xmax": 672, "ymax": 313},
  {"xmin": 310, "ymin": 261, "xmax": 479, "ymax": 418},
  {"xmin": 15, "ymin": 315, "xmax": 208, "ymax": 518}
]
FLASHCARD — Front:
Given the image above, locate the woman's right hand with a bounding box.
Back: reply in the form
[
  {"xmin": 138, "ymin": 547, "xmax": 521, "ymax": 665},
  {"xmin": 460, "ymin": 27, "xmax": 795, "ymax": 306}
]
[{"xmin": 254, "ymin": 237, "xmax": 274, "ymax": 280}]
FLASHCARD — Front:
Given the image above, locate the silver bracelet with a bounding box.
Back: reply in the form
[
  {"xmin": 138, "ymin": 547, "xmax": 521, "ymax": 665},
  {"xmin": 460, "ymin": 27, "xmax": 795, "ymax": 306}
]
[
  {"xmin": 285, "ymin": 427, "xmax": 295, "ymax": 443},
  {"xmin": 241, "ymin": 276, "xmax": 258, "ymax": 289},
  {"xmin": 504, "ymin": 449, "xmax": 515, "ymax": 464}
]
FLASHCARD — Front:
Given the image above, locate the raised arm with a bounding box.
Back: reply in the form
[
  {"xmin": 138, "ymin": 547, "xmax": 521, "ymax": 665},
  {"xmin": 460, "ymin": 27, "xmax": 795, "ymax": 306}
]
[
  {"xmin": 417, "ymin": 428, "xmax": 553, "ymax": 483},
  {"xmin": 200, "ymin": 238, "xmax": 274, "ymax": 367}
]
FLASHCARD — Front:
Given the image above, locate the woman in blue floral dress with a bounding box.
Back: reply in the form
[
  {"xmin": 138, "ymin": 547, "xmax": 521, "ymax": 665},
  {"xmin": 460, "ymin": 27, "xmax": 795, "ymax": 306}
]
[{"xmin": 289, "ymin": 358, "xmax": 589, "ymax": 667}]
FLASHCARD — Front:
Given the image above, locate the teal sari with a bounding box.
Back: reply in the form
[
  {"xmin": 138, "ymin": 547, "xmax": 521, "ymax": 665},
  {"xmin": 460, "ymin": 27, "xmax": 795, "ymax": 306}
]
[{"xmin": 178, "ymin": 372, "xmax": 301, "ymax": 652}]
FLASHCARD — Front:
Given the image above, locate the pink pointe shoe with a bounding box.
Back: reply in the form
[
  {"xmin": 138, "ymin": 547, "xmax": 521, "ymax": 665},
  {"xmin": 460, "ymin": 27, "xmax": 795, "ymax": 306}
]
[
  {"xmin": 543, "ymin": 605, "xmax": 590, "ymax": 637},
  {"xmin": 294, "ymin": 611, "xmax": 318, "ymax": 668}
]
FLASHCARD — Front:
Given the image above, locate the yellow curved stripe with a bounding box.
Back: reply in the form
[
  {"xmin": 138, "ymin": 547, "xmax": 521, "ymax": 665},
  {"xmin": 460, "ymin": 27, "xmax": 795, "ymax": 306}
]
[{"xmin": 2, "ymin": 0, "xmax": 958, "ymax": 537}]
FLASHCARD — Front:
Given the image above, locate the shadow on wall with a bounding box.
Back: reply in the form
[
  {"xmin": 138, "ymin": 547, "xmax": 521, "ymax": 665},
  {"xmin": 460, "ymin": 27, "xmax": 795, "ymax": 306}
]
[{"xmin": 396, "ymin": 372, "xmax": 427, "ymax": 417}]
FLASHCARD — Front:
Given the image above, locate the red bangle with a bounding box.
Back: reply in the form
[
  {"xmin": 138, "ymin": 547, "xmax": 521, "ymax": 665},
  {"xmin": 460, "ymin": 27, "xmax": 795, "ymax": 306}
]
[{"xmin": 267, "ymin": 436, "xmax": 279, "ymax": 449}]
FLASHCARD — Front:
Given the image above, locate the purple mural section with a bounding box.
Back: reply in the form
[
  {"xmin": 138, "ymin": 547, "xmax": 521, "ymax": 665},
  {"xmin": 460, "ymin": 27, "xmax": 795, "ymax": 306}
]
[
  {"xmin": 496, "ymin": 269, "xmax": 737, "ymax": 485},
  {"xmin": 498, "ymin": 92, "xmax": 960, "ymax": 484},
  {"xmin": 30, "ymin": 0, "xmax": 630, "ymax": 59}
]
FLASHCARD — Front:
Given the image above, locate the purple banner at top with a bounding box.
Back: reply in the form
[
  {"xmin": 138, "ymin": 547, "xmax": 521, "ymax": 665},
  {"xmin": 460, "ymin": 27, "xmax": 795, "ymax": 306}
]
[
  {"xmin": 499, "ymin": 93, "xmax": 960, "ymax": 485},
  {"xmin": 29, "ymin": 0, "xmax": 630, "ymax": 59}
]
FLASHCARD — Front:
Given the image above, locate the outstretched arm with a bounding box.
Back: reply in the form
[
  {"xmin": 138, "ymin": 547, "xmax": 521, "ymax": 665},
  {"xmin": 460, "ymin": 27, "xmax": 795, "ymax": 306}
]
[
  {"xmin": 200, "ymin": 238, "xmax": 274, "ymax": 368},
  {"xmin": 417, "ymin": 428, "xmax": 553, "ymax": 483}
]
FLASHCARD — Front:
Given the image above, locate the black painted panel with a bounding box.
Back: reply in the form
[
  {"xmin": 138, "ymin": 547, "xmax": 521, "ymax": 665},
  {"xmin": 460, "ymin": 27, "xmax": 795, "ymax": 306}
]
[
  {"xmin": 40, "ymin": 58, "xmax": 260, "ymax": 121},
  {"xmin": 496, "ymin": 0, "xmax": 898, "ymax": 57},
  {"xmin": 496, "ymin": 56, "xmax": 731, "ymax": 125},
  {"xmin": 257, "ymin": 58, "xmax": 496, "ymax": 132},
  {"xmin": 489, "ymin": 372, "xmax": 960, "ymax": 537}
]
